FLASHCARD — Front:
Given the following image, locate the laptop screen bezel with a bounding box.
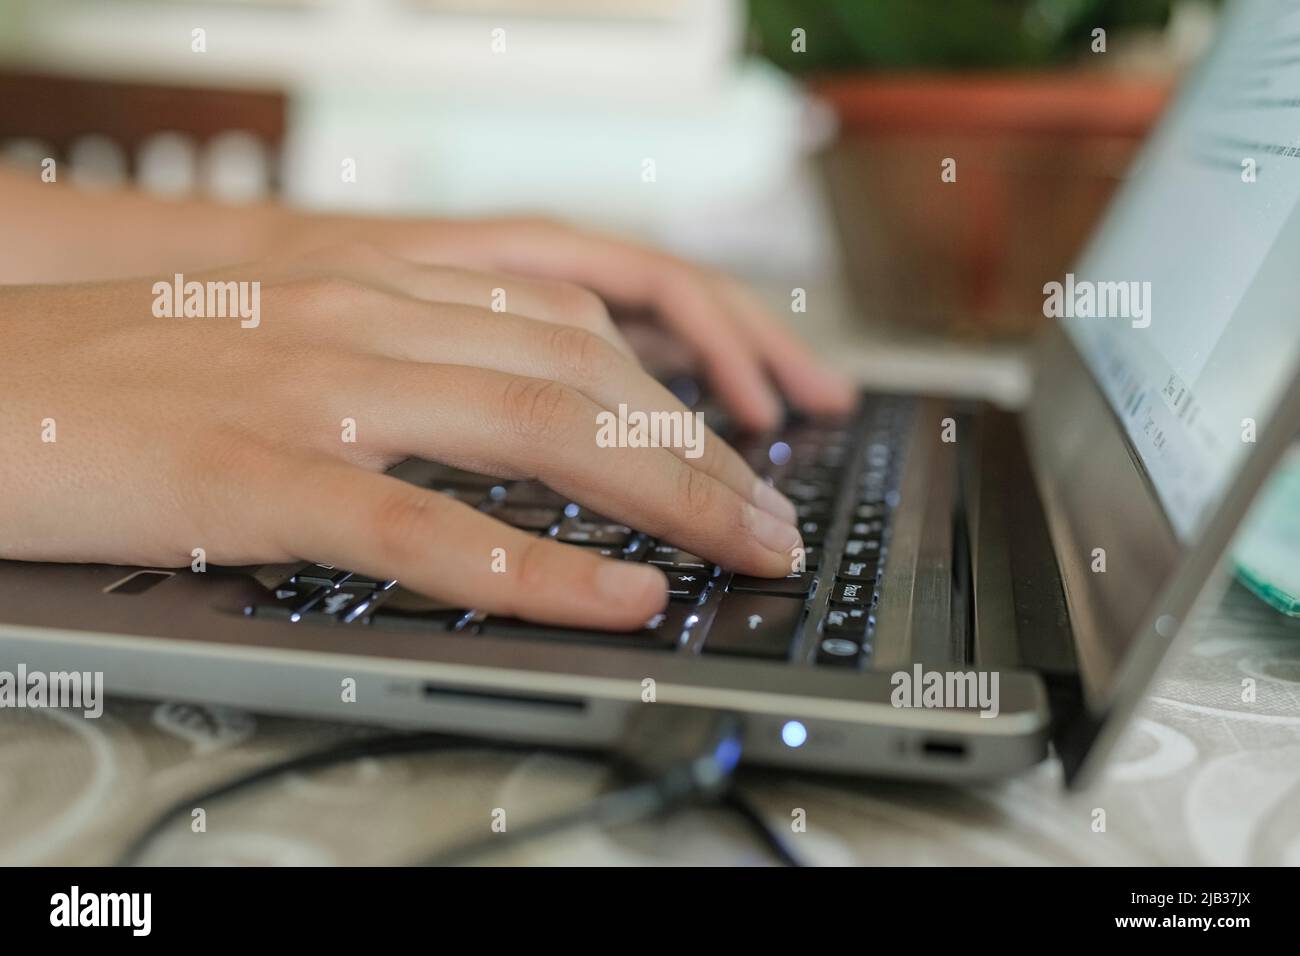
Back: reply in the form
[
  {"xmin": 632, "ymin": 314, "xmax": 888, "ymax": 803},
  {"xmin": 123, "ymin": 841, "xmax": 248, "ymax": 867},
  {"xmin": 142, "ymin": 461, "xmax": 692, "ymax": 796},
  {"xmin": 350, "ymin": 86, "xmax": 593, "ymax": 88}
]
[
  {"xmin": 1014, "ymin": 0, "xmax": 1300, "ymax": 784},
  {"xmin": 1022, "ymin": 318, "xmax": 1300, "ymax": 786}
]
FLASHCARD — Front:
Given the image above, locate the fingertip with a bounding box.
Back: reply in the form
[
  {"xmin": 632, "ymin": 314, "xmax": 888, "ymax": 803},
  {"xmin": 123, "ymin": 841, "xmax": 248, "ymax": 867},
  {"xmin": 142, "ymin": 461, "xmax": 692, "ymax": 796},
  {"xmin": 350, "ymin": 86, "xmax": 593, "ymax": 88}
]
[
  {"xmin": 727, "ymin": 384, "xmax": 784, "ymax": 432},
  {"xmin": 744, "ymin": 505, "xmax": 803, "ymax": 575},
  {"xmin": 596, "ymin": 559, "xmax": 667, "ymax": 620},
  {"xmin": 715, "ymin": 278, "xmax": 857, "ymax": 414},
  {"xmin": 752, "ymin": 477, "xmax": 798, "ymax": 524},
  {"xmin": 815, "ymin": 367, "xmax": 860, "ymax": 409},
  {"xmin": 772, "ymin": 355, "xmax": 858, "ymax": 415},
  {"xmin": 737, "ymin": 543, "xmax": 805, "ymax": 579},
  {"xmin": 800, "ymin": 387, "xmax": 863, "ymax": 416}
]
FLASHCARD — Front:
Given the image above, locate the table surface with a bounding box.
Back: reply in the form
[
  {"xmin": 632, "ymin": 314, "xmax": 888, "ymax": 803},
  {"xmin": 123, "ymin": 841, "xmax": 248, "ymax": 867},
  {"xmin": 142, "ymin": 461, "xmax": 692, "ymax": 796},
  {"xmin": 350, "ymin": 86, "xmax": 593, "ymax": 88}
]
[{"xmin": 2, "ymin": 579, "xmax": 1298, "ymax": 866}]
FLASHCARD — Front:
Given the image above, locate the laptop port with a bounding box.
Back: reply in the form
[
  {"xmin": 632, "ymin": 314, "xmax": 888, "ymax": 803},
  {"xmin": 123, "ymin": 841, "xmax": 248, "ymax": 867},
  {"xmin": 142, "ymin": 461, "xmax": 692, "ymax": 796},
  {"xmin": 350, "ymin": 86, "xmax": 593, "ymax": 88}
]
[
  {"xmin": 921, "ymin": 738, "xmax": 967, "ymax": 760},
  {"xmin": 420, "ymin": 682, "xmax": 586, "ymax": 713}
]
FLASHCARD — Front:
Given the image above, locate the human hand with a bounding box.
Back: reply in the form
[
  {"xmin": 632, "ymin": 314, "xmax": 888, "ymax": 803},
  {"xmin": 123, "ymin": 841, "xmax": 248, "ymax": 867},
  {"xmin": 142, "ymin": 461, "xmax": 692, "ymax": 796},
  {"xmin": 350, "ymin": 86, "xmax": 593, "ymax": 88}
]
[
  {"xmin": 2, "ymin": 169, "xmax": 855, "ymax": 430},
  {"xmin": 0, "ymin": 243, "xmax": 806, "ymax": 629},
  {"xmin": 272, "ymin": 213, "xmax": 858, "ymax": 430}
]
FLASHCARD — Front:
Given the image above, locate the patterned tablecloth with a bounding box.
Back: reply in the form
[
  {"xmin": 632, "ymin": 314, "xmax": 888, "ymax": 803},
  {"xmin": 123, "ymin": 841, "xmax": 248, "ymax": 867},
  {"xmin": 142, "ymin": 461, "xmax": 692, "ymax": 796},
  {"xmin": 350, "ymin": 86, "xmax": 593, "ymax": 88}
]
[{"xmin": 2, "ymin": 579, "xmax": 1297, "ymax": 866}]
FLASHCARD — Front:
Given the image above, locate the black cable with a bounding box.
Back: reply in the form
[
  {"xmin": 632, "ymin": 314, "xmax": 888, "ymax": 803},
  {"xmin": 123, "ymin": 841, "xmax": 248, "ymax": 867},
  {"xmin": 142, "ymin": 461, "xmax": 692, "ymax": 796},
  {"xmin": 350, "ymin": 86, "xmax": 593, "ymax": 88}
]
[
  {"xmin": 417, "ymin": 776, "xmax": 684, "ymax": 865},
  {"xmin": 418, "ymin": 705, "xmax": 746, "ymax": 864},
  {"xmin": 721, "ymin": 789, "xmax": 807, "ymax": 867},
  {"xmin": 424, "ymin": 775, "xmax": 808, "ymax": 866},
  {"xmin": 116, "ymin": 731, "xmax": 595, "ymax": 866},
  {"xmin": 117, "ymin": 706, "xmax": 793, "ymax": 867}
]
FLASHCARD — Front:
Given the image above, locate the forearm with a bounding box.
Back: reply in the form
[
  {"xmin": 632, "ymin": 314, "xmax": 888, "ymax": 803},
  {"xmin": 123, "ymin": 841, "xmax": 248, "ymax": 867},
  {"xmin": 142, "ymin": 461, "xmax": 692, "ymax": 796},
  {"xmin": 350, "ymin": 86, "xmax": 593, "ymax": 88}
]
[{"xmin": 0, "ymin": 165, "xmax": 290, "ymax": 284}]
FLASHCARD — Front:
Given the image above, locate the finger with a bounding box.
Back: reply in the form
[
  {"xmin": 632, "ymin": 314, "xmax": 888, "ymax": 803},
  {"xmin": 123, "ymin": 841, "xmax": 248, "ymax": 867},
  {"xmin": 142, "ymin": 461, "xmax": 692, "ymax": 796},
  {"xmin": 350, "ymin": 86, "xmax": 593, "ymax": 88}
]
[
  {"xmin": 266, "ymin": 456, "xmax": 669, "ymax": 628},
  {"xmin": 339, "ymin": 361, "xmax": 802, "ymax": 576},
  {"xmin": 332, "ymin": 296, "xmax": 796, "ymax": 523},
  {"xmin": 432, "ymin": 223, "xmax": 786, "ymax": 430},
  {"xmin": 712, "ymin": 276, "xmax": 857, "ymax": 414},
  {"xmin": 294, "ymin": 242, "xmax": 636, "ymax": 356}
]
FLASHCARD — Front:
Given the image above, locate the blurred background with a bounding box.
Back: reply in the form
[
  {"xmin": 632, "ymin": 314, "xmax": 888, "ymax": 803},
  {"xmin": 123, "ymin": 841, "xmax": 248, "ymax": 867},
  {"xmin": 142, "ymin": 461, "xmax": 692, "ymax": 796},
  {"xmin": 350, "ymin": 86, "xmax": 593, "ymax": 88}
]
[{"xmin": 0, "ymin": 0, "xmax": 1220, "ymax": 393}]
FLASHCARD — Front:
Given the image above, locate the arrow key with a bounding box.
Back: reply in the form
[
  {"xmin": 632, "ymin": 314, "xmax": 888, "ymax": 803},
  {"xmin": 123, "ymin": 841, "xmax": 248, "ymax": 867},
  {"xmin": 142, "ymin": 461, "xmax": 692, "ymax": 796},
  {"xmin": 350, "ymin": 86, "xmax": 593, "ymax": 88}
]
[{"xmin": 702, "ymin": 593, "xmax": 804, "ymax": 660}]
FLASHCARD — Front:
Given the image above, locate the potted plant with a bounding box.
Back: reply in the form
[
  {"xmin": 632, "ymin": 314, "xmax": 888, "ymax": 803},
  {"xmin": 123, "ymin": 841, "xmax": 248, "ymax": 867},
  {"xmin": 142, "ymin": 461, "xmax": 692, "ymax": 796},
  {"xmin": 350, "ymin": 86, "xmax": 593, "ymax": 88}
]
[{"xmin": 749, "ymin": 0, "xmax": 1202, "ymax": 336}]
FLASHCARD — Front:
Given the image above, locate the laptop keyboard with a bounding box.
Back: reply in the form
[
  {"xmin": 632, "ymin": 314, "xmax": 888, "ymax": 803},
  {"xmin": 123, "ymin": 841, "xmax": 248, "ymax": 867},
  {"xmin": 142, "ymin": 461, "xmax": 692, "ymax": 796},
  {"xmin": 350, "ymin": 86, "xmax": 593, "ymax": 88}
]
[{"xmin": 245, "ymin": 395, "xmax": 912, "ymax": 671}]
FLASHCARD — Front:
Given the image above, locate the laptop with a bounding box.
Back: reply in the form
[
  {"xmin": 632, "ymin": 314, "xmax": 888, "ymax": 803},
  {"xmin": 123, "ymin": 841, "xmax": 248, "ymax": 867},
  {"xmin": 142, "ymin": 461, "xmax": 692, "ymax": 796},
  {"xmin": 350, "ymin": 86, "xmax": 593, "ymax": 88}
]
[{"xmin": 3, "ymin": 0, "xmax": 1298, "ymax": 788}]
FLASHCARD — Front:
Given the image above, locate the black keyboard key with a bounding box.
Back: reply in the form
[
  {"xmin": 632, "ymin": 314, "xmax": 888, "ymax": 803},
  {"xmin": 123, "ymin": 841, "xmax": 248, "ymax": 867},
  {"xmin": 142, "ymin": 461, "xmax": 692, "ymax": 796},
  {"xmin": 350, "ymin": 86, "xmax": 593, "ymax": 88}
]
[
  {"xmin": 490, "ymin": 505, "xmax": 561, "ymax": 532},
  {"xmin": 665, "ymin": 570, "xmax": 708, "ymax": 600},
  {"xmin": 823, "ymin": 606, "xmax": 869, "ymax": 638},
  {"xmin": 301, "ymin": 586, "xmax": 377, "ymax": 623},
  {"xmin": 245, "ymin": 584, "xmax": 328, "ymax": 621},
  {"xmin": 779, "ymin": 479, "xmax": 825, "ymax": 502},
  {"xmin": 817, "ymin": 447, "xmax": 848, "ymax": 469},
  {"xmin": 795, "ymin": 500, "xmax": 832, "ymax": 522},
  {"xmin": 502, "ymin": 482, "xmax": 569, "ymax": 508},
  {"xmin": 816, "ymin": 635, "xmax": 863, "ymax": 666},
  {"xmin": 368, "ymin": 587, "xmax": 466, "ymax": 631},
  {"xmin": 854, "ymin": 503, "xmax": 885, "ymax": 520},
  {"xmin": 702, "ymin": 593, "xmax": 804, "ymax": 660},
  {"xmin": 797, "ymin": 520, "xmax": 826, "ymax": 546},
  {"xmin": 555, "ymin": 518, "xmax": 631, "ymax": 547},
  {"xmin": 621, "ymin": 536, "xmax": 652, "ymax": 560},
  {"xmin": 831, "ymin": 580, "xmax": 871, "ymax": 608},
  {"xmin": 479, "ymin": 605, "xmax": 690, "ymax": 649},
  {"xmin": 562, "ymin": 507, "xmax": 625, "ymax": 525},
  {"xmin": 837, "ymin": 558, "xmax": 879, "ymax": 583},
  {"xmin": 421, "ymin": 464, "xmax": 501, "ymax": 487},
  {"xmin": 850, "ymin": 519, "xmax": 884, "ymax": 538},
  {"xmin": 843, "ymin": 538, "xmax": 882, "ymax": 559},
  {"xmin": 645, "ymin": 545, "xmax": 709, "ymax": 568},
  {"xmin": 728, "ymin": 572, "xmax": 815, "ymax": 598},
  {"xmin": 791, "ymin": 468, "xmax": 841, "ymax": 489},
  {"xmin": 345, "ymin": 574, "xmax": 397, "ymax": 590},
  {"xmin": 791, "ymin": 547, "xmax": 821, "ymax": 572},
  {"xmin": 294, "ymin": 564, "xmax": 352, "ymax": 588}
]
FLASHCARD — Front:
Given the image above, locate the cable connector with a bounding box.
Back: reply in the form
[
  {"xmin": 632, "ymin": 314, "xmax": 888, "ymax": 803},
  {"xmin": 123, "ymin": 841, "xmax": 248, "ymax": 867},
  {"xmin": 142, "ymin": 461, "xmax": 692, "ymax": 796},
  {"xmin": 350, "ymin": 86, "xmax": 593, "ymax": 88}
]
[{"xmin": 613, "ymin": 704, "xmax": 744, "ymax": 803}]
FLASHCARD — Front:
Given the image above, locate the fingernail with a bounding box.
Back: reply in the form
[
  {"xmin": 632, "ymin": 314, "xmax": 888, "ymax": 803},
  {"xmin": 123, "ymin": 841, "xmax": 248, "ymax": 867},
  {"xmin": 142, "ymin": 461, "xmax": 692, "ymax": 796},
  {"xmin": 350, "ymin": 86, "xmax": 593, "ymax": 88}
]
[
  {"xmin": 752, "ymin": 477, "xmax": 797, "ymax": 524},
  {"xmin": 746, "ymin": 504, "xmax": 802, "ymax": 555},
  {"xmin": 596, "ymin": 560, "xmax": 664, "ymax": 602}
]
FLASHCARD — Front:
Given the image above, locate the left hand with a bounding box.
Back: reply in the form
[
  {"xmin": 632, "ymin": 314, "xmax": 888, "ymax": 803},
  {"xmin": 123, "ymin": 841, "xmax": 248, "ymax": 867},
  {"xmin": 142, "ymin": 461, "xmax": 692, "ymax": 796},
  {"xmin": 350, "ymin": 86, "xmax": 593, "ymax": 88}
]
[{"xmin": 272, "ymin": 213, "xmax": 858, "ymax": 431}]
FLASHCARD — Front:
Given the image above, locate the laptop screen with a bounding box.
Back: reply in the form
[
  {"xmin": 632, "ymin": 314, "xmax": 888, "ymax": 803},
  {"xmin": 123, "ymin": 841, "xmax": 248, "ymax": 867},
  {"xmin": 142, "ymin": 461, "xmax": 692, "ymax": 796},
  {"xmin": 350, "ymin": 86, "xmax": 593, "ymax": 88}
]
[{"xmin": 1061, "ymin": 0, "xmax": 1300, "ymax": 540}]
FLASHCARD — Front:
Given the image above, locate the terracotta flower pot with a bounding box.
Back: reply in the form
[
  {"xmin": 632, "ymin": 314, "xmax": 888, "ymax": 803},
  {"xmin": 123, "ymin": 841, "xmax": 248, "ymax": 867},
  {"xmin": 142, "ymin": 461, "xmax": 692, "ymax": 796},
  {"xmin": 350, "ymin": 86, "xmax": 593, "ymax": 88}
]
[{"xmin": 814, "ymin": 72, "xmax": 1171, "ymax": 337}]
